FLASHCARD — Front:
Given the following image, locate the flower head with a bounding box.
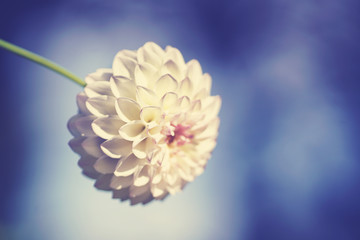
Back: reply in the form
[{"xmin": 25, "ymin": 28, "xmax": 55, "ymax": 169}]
[{"xmin": 68, "ymin": 42, "xmax": 221, "ymax": 205}]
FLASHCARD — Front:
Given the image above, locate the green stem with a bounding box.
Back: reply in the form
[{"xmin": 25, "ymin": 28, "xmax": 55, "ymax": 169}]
[{"xmin": 0, "ymin": 39, "xmax": 86, "ymax": 87}]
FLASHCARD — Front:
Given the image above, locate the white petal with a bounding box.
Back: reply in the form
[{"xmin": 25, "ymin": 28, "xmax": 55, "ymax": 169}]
[
  {"xmin": 171, "ymin": 112, "xmax": 186, "ymax": 124},
  {"xmin": 186, "ymin": 59, "xmax": 202, "ymax": 86},
  {"xmin": 182, "ymin": 155, "xmax": 199, "ymax": 168},
  {"xmin": 151, "ymin": 180, "xmax": 167, "ymax": 198},
  {"xmin": 163, "ymin": 60, "xmax": 182, "ymax": 81},
  {"xmin": 110, "ymin": 175, "xmax": 133, "ymax": 190},
  {"xmin": 84, "ymin": 81, "xmax": 112, "ymax": 98},
  {"xmin": 121, "ymin": 49, "xmax": 137, "ymax": 61},
  {"xmin": 132, "ymin": 137, "xmax": 155, "ymax": 159},
  {"xmin": 196, "ymin": 139, "xmax": 217, "ymax": 155},
  {"xmin": 86, "ymin": 96, "xmax": 116, "ymax": 117},
  {"xmin": 134, "ymin": 65, "xmax": 147, "ymax": 87},
  {"xmin": 73, "ymin": 115, "xmax": 96, "ymax": 136},
  {"xmin": 165, "ymin": 169, "xmax": 179, "ymax": 186},
  {"xmin": 184, "ymin": 112, "xmax": 204, "ymax": 126},
  {"xmin": 134, "ymin": 63, "xmax": 157, "ymax": 88},
  {"xmin": 202, "ymin": 95, "xmax": 222, "ymax": 121},
  {"xmin": 114, "ymin": 154, "xmax": 140, "ymax": 177},
  {"xmin": 161, "ymin": 92, "xmax": 178, "ymax": 110},
  {"xmin": 144, "ymin": 42, "xmax": 165, "ymax": 57},
  {"xmin": 133, "ymin": 165, "xmax": 150, "ymax": 187},
  {"xmin": 166, "ymin": 176, "xmax": 182, "ymax": 194},
  {"xmin": 69, "ymin": 137, "xmax": 86, "ymax": 155},
  {"xmin": 94, "ymin": 174, "xmax": 112, "ymax": 190},
  {"xmin": 165, "ymin": 46, "xmax": 186, "ymax": 70},
  {"xmin": 68, "ymin": 115, "xmax": 81, "ymax": 137},
  {"xmin": 119, "ymin": 121, "xmax": 146, "ymax": 141},
  {"xmin": 136, "ymin": 86, "xmax": 160, "ymax": 107},
  {"xmin": 137, "ymin": 44, "xmax": 162, "ymax": 67},
  {"xmin": 76, "ymin": 92, "xmax": 90, "ymax": 114},
  {"xmin": 78, "ymin": 156, "xmax": 99, "ymax": 179},
  {"xmin": 150, "ymin": 148, "xmax": 167, "ymax": 167},
  {"xmin": 140, "ymin": 62, "xmax": 158, "ymax": 77},
  {"xmin": 193, "ymin": 88, "xmax": 208, "ymax": 100},
  {"xmin": 112, "ymin": 52, "xmax": 137, "ymax": 78},
  {"xmin": 155, "ymin": 192, "xmax": 169, "ymax": 201},
  {"xmin": 81, "ymin": 136, "xmax": 104, "ymax": 157},
  {"xmin": 92, "ymin": 116, "xmax": 125, "ymax": 139},
  {"xmin": 193, "ymin": 166, "xmax": 205, "ymax": 176},
  {"xmin": 178, "ymin": 96, "xmax": 190, "ymax": 110},
  {"xmin": 130, "ymin": 188, "xmax": 153, "ymax": 205},
  {"xmin": 94, "ymin": 155, "xmax": 118, "ymax": 174},
  {"xmin": 77, "ymin": 156, "xmax": 96, "ymax": 171},
  {"xmin": 203, "ymin": 73, "xmax": 212, "ymax": 94},
  {"xmin": 85, "ymin": 68, "xmax": 113, "ymax": 84},
  {"xmin": 101, "ymin": 137, "xmax": 132, "ymax": 158},
  {"xmin": 198, "ymin": 156, "xmax": 209, "ymax": 166},
  {"xmin": 195, "ymin": 118, "xmax": 220, "ymax": 140},
  {"xmin": 148, "ymin": 125, "xmax": 162, "ymax": 138},
  {"xmin": 115, "ymin": 97, "xmax": 141, "ymax": 122},
  {"xmin": 121, "ymin": 49, "xmax": 137, "ymax": 59},
  {"xmin": 129, "ymin": 183, "xmax": 150, "ymax": 198},
  {"xmin": 177, "ymin": 163, "xmax": 195, "ymax": 182},
  {"xmin": 110, "ymin": 76, "xmax": 136, "ymax": 99},
  {"xmin": 140, "ymin": 106, "xmax": 161, "ymax": 124},
  {"xmin": 178, "ymin": 77, "xmax": 193, "ymax": 97},
  {"xmin": 112, "ymin": 188, "xmax": 130, "ymax": 200},
  {"xmin": 152, "ymin": 171, "xmax": 162, "ymax": 184},
  {"xmin": 190, "ymin": 99, "xmax": 201, "ymax": 112},
  {"xmin": 155, "ymin": 74, "xmax": 178, "ymax": 97},
  {"xmin": 191, "ymin": 121, "xmax": 209, "ymax": 135}
]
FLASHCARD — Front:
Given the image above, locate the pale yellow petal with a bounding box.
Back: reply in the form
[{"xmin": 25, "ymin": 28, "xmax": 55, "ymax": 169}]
[
  {"xmin": 114, "ymin": 154, "xmax": 140, "ymax": 177},
  {"xmin": 92, "ymin": 116, "xmax": 124, "ymax": 139},
  {"xmin": 137, "ymin": 44, "xmax": 162, "ymax": 67},
  {"xmin": 202, "ymin": 95, "xmax": 222, "ymax": 121},
  {"xmin": 133, "ymin": 165, "xmax": 150, "ymax": 187},
  {"xmin": 161, "ymin": 92, "xmax": 178, "ymax": 110},
  {"xmin": 81, "ymin": 136, "xmax": 104, "ymax": 158},
  {"xmin": 110, "ymin": 76, "xmax": 136, "ymax": 99},
  {"xmin": 119, "ymin": 120, "xmax": 146, "ymax": 141},
  {"xmin": 112, "ymin": 52, "xmax": 137, "ymax": 78},
  {"xmin": 155, "ymin": 74, "xmax": 178, "ymax": 97},
  {"xmin": 178, "ymin": 77, "xmax": 193, "ymax": 97},
  {"xmin": 84, "ymin": 81, "xmax": 112, "ymax": 98},
  {"xmin": 85, "ymin": 68, "xmax": 112, "ymax": 84},
  {"xmin": 86, "ymin": 96, "xmax": 117, "ymax": 117},
  {"xmin": 136, "ymin": 86, "xmax": 160, "ymax": 107},
  {"xmin": 101, "ymin": 137, "xmax": 132, "ymax": 158},
  {"xmin": 115, "ymin": 97, "xmax": 141, "ymax": 122},
  {"xmin": 186, "ymin": 59, "xmax": 202, "ymax": 86},
  {"xmin": 140, "ymin": 106, "xmax": 161, "ymax": 124},
  {"xmin": 110, "ymin": 175, "xmax": 133, "ymax": 190},
  {"xmin": 94, "ymin": 155, "xmax": 118, "ymax": 174},
  {"xmin": 132, "ymin": 137, "xmax": 155, "ymax": 159}
]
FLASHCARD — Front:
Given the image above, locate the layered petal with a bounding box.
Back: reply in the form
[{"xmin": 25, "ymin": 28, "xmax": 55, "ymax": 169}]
[
  {"xmin": 86, "ymin": 96, "xmax": 117, "ymax": 117},
  {"xmin": 101, "ymin": 137, "xmax": 132, "ymax": 158},
  {"xmin": 115, "ymin": 98, "xmax": 141, "ymax": 122},
  {"xmin": 92, "ymin": 116, "xmax": 125, "ymax": 139},
  {"xmin": 114, "ymin": 154, "xmax": 141, "ymax": 177},
  {"xmin": 68, "ymin": 41, "xmax": 221, "ymax": 205}
]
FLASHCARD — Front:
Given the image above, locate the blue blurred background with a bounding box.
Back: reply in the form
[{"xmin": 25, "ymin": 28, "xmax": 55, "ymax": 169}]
[{"xmin": 1, "ymin": 0, "xmax": 360, "ymax": 239}]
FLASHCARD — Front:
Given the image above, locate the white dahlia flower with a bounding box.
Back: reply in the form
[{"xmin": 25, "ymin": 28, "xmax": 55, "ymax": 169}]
[{"xmin": 68, "ymin": 42, "xmax": 221, "ymax": 205}]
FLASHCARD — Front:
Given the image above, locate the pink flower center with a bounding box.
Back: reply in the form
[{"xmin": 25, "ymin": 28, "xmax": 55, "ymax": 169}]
[{"xmin": 163, "ymin": 123, "xmax": 194, "ymax": 147}]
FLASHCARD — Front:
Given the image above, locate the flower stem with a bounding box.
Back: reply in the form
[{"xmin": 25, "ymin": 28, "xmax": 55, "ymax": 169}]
[{"xmin": 0, "ymin": 39, "xmax": 86, "ymax": 87}]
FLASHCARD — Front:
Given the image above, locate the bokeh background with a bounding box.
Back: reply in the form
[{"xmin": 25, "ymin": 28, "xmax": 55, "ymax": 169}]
[{"xmin": 1, "ymin": 0, "xmax": 360, "ymax": 239}]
